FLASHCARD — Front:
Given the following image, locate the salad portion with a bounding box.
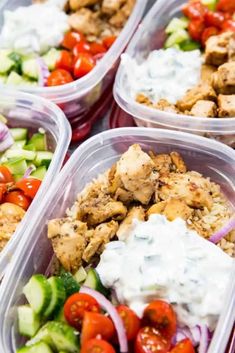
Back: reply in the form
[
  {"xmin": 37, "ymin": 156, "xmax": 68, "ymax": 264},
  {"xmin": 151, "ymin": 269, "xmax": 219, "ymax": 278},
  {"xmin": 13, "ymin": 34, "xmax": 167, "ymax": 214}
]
[
  {"xmin": 0, "ymin": 0, "xmax": 135, "ymax": 87},
  {"xmin": 122, "ymin": 0, "xmax": 235, "ymax": 118},
  {"xmin": 0, "ymin": 117, "xmax": 54, "ymax": 252},
  {"xmin": 16, "ymin": 144, "xmax": 234, "ymax": 353}
]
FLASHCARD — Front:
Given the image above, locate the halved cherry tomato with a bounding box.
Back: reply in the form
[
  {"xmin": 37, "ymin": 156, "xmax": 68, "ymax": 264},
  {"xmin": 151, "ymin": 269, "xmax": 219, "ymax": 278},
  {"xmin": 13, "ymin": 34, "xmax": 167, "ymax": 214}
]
[
  {"xmin": 216, "ymin": 0, "xmax": 235, "ymax": 13},
  {"xmin": 222, "ymin": 19, "xmax": 235, "ymax": 32},
  {"xmin": 188, "ymin": 19, "xmax": 206, "ymax": 41},
  {"xmin": 15, "ymin": 178, "xmax": 41, "ymax": 199},
  {"xmin": 0, "ymin": 166, "xmax": 14, "ymax": 183},
  {"xmin": 0, "ymin": 183, "xmax": 7, "ymax": 202},
  {"xmin": 81, "ymin": 312, "xmax": 115, "ymax": 345},
  {"xmin": 117, "ymin": 305, "xmax": 141, "ymax": 341},
  {"xmin": 135, "ymin": 327, "xmax": 171, "ymax": 353},
  {"xmin": 4, "ymin": 190, "xmax": 31, "ymax": 210},
  {"xmin": 81, "ymin": 339, "xmax": 116, "ymax": 353},
  {"xmin": 204, "ymin": 11, "xmax": 225, "ymax": 28},
  {"xmin": 56, "ymin": 50, "xmax": 73, "ymax": 72},
  {"xmin": 73, "ymin": 53, "xmax": 95, "ymax": 78},
  {"xmin": 142, "ymin": 300, "xmax": 177, "ymax": 341},
  {"xmin": 62, "ymin": 31, "xmax": 85, "ymax": 50},
  {"xmin": 73, "ymin": 41, "xmax": 91, "ymax": 56},
  {"xmin": 169, "ymin": 339, "xmax": 195, "ymax": 353},
  {"xmin": 64, "ymin": 293, "xmax": 100, "ymax": 330},
  {"xmin": 89, "ymin": 42, "xmax": 107, "ymax": 55},
  {"xmin": 47, "ymin": 69, "xmax": 73, "ymax": 86},
  {"xmin": 182, "ymin": 1, "xmax": 207, "ymax": 20},
  {"xmin": 201, "ymin": 26, "xmax": 219, "ymax": 46},
  {"xmin": 102, "ymin": 36, "xmax": 117, "ymax": 49}
]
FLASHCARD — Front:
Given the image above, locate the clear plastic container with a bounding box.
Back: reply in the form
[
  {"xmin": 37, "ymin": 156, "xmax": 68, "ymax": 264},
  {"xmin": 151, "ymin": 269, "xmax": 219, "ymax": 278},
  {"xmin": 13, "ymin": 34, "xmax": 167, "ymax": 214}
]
[
  {"xmin": 0, "ymin": 127, "xmax": 234, "ymax": 353},
  {"xmin": 114, "ymin": 0, "xmax": 235, "ymax": 148},
  {"xmin": 0, "ymin": 89, "xmax": 71, "ymax": 278},
  {"xmin": 0, "ymin": 0, "xmax": 149, "ymax": 122}
]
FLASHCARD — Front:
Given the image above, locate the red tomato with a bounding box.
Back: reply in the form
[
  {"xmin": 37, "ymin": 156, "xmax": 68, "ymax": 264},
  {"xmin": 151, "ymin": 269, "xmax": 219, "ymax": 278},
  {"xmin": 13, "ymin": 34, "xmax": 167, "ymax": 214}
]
[
  {"xmin": 135, "ymin": 327, "xmax": 171, "ymax": 353},
  {"xmin": 216, "ymin": 0, "xmax": 235, "ymax": 13},
  {"xmin": 81, "ymin": 339, "xmax": 116, "ymax": 353},
  {"xmin": 117, "ymin": 305, "xmax": 141, "ymax": 341},
  {"xmin": 142, "ymin": 300, "xmax": 177, "ymax": 341},
  {"xmin": 81, "ymin": 312, "xmax": 115, "ymax": 345},
  {"xmin": 47, "ymin": 69, "xmax": 73, "ymax": 86},
  {"xmin": 56, "ymin": 50, "xmax": 73, "ymax": 72},
  {"xmin": 102, "ymin": 36, "xmax": 117, "ymax": 49},
  {"xmin": 62, "ymin": 31, "xmax": 85, "ymax": 50},
  {"xmin": 73, "ymin": 53, "xmax": 95, "ymax": 78},
  {"xmin": 188, "ymin": 19, "xmax": 206, "ymax": 41},
  {"xmin": 201, "ymin": 26, "xmax": 219, "ymax": 46},
  {"xmin": 204, "ymin": 11, "xmax": 225, "ymax": 28},
  {"xmin": 0, "ymin": 166, "xmax": 14, "ymax": 183},
  {"xmin": 4, "ymin": 190, "xmax": 31, "ymax": 210},
  {"xmin": 64, "ymin": 293, "xmax": 100, "ymax": 330},
  {"xmin": 15, "ymin": 178, "xmax": 41, "ymax": 199},
  {"xmin": 73, "ymin": 41, "xmax": 91, "ymax": 56},
  {"xmin": 222, "ymin": 19, "xmax": 235, "ymax": 32},
  {"xmin": 169, "ymin": 339, "xmax": 195, "ymax": 353},
  {"xmin": 182, "ymin": 1, "xmax": 207, "ymax": 20},
  {"xmin": 0, "ymin": 184, "xmax": 7, "ymax": 203},
  {"xmin": 89, "ymin": 42, "xmax": 107, "ymax": 55}
]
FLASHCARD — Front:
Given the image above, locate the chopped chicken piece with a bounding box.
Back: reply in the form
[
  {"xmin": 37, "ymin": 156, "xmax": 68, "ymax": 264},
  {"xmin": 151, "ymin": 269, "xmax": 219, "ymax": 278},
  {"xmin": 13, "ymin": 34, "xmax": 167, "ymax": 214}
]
[
  {"xmin": 48, "ymin": 218, "xmax": 88, "ymax": 272},
  {"xmin": 154, "ymin": 99, "xmax": 179, "ymax": 113},
  {"xmin": 177, "ymin": 83, "xmax": 217, "ymax": 112},
  {"xmin": 117, "ymin": 206, "xmax": 145, "ymax": 240},
  {"xmin": 159, "ymin": 171, "xmax": 213, "ymax": 210},
  {"xmin": 170, "ymin": 152, "xmax": 187, "ymax": 173},
  {"xmin": 190, "ymin": 100, "xmax": 217, "ymax": 117},
  {"xmin": 212, "ymin": 62, "xmax": 235, "ymax": 94},
  {"xmin": 69, "ymin": 0, "xmax": 98, "ymax": 11},
  {"xmin": 108, "ymin": 164, "xmax": 122, "ymax": 194},
  {"xmin": 200, "ymin": 64, "xmax": 217, "ymax": 84},
  {"xmin": 147, "ymin": 198, "xmax": 193, "ymax": 221},
  {"xmin": 102, "ymin": 0, "xmax": 125, "ymax": 15},
  {"xmin": 149, "ymin": 152, "xmax": 172, "ymax": 176},
  {"xmin": 147, "ymin": 201, "xmax": 167, "ymax": 217},
  {"xmin": 205, "ymin": 32, "xmax": 231, "ymax": 66},
  {"xmin": 114, "ymin": 187, "xmax": 134, "ymax": 203},
  {"xmin": 136, "ymin": 93, "xmax": 153, "ymax": 107},
  {"xmin": 228, "ymin": 33, "xmax": 235, "ymax": 61},
  {"xmin": 68, "ymin": 8, "xmax": 101, "ymax": 36},
  {"xmin": 109, "ymin": 0, "xmax": 135, "ymax": 27},
  {"xmin": 82, "ymin": 221, "xmax": 118, "ymax": 262},
  {"xmin": 116, "ymin": 144, "xmax": 159, "ymax": 204},
  {"xmin": 218, "ymin": 94, "xmax": 235, "ymax": 117}
]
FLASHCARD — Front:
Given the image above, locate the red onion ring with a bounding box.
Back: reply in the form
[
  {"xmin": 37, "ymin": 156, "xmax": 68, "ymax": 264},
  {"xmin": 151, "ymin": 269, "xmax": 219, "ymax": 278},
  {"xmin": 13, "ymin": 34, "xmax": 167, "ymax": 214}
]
[
  {"xmin": 0, "ymin": 121, "xmax": 13, "ymax": 152},
  {"xmin": 209, "ymin": 216, "xmax": 235, "ymax": 244},
  {"xmin": 37, "ymin": 57, "xmax": 50, "ymax": 87},
  {"xmin": 23, "ymin": 166, "xmax": 36, "ymax": 179},
  {"xmin": 198, "ymin": 325, "xmax": 210, "ymax": 353}
]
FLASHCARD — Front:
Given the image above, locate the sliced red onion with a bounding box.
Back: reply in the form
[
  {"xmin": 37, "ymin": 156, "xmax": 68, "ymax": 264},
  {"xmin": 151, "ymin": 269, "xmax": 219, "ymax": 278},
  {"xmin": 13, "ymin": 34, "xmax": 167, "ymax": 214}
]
[
  {"xmin": 173, "ymin": 326, "xmax": 201, "ymax": 347},
  {"xmin": 190, "ymin": 325, "xmax": 201, "ymax": 345},
  {"xmin": 198, "ymin": 325, "xmax": 210, "ymax": 353},
  {"xmin": 0, "ymin": 121, "xmax": 13, "ymax": 152},
  {"xmin": 23, "ymin": 165, "xmax": 36, "ymax": 179},
  {"xmin": 209, "ymin": 216, "xmax": 235, "ymax": 243},
  {"xmin": 37, "ymin": 57, "xmax": 50, "ymax": 87},
  {"xmin": 80, "ymin": 286, "xmax": 128, "ymax": 353}
]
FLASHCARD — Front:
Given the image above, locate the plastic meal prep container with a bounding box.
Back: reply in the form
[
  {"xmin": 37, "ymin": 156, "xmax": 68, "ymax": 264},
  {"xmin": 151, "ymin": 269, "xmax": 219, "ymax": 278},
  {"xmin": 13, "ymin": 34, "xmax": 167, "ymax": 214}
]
[
  {"xmin": 0, "ymin": 0, "xmax": 149, "ymax": 124},
  {"xmin": 114, "ymin": 0, "xmax": 235, "ymax": 148},
  {"xmin": 0, "ymin": 89, "xmax": 71, "ymax": 279},
  {"xmin": 0, "ymin": 127, "xmax": 234, "ymax": 353}
]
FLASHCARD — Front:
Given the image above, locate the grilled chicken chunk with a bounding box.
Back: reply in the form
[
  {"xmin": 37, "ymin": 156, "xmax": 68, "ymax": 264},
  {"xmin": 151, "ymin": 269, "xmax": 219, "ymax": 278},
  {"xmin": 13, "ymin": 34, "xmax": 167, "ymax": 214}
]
[
  {"xmin": 200, "ymin": 64, "xmax": 217, "ymax": 84},
  {"xmin": 69, "ymin": 0, "xmax": 98, "ymax": 11},
  {"xmin": 147, "ymin": 198, "xmax": 193, "ymax": 221},
  {"xmin": 69, "ymin": 8, "xmax": 101, "ymax": 36},
  {"xmin": 190, "ymin": 100, "xmax": 217, "ymax": 117},
  {"xmin": 205, "ymin": 32, "xmax": 232, "ymax": 66},
  {"xmin": 218, "ymin": 94, "xmax": 235, "ymax": 117},
  {"xmin": 117, "ymin": 206, "xmax": 145, "ymax": 240},
  {"xmin": 102, "ymin": 0, "xmax": 125, "ymax": 14},
  {"xmin": 212, "ymin": 62, "xmax": 235, "ymax": 95},
  {"xmin": 154, "ymin": 99, "xmax": 179, "ymax": 113},
  {"xmin": 109, "ymin": 0, "xmax": 135, "ymax": 27}
]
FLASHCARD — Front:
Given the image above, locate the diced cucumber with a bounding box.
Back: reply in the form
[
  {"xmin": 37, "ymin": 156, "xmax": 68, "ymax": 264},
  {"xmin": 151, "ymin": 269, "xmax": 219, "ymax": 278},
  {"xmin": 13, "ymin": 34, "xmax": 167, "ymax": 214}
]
[
  {"xmin": 8, "ymin": 52, "xmax": 23, "ymax": 75},
  {"xmin": 17, "ymin": 341, "xmax": 53, "ymax": 353},
  {"xmin": 22, "ymin": 58, "xmax": 39, "ymax": 79},
  {"xmin": 18, "ymin": 305, "xmax": 40, "ymax": 337},
  {"xmin": 59, "ymin": 270, "xmax": 80, "ymax": 297},
  {"xmin": 201, "ymin": 0, "xmax": 218, "ymax": 10},
  {"xmin": 73, "ymin": 266, "xmax": 87, "ymax": 284},
  {"xmin": 6, "ymin": 71, "xmax": 24, "ymax": 85},
  {"xmin": 14, "ymin": 174, "xmax": 24, "ymax": 182},
  {"xmin": 180, "ymin": 39, "xmax": 201, "ymax": 51},
  {"xmin": 3, "ymin": 157, "xmax": 27, "ymax": 175},
  {"xmin": 0, "ymin": 50, "xmax": 15, "ymax": 74},
  {"xmin": 84, "ymin": 268, "xmax": 108, "ymax": 296},
  {"xmin": 23, "ymin": 274, "xmax": 52, "ymax": 315},
  {"xmin": 42, "ymin": 48, "xmax": 61, "ymax": 71},
  {"xmin": 5, "ymin": 149, "xmax": 36, "ymax": 161},
  {"xmin": 24, "ymin": 144, "xmax": 36, "ymax": 151},
  {"xmin": 44, "ymin": 277, "xmax": 66, "ymax": 318},
  {"xmin": 10, "ymin": 140, "xmax": 27, "ymax": 149},
  {"xmin": 165, "ymin": 17, "xmax": 189, "ymax": 34},
  {"xmin": 164, "ymin": 29, "xmax": 190, "ymax": 48},
  {"xmin": 10, "ymin": 128, "xmax": 28, "ymax": 141},
  {"xmin": 31, "ymin": 166, "xmax": 47, "ymax": 180},
  {"xmin": 34, "ymin": 151, "xmax": 53, "ymax": 168},
  {"xmin": 54, "ymin": 306, "xmax": 67, "ymax": 323},
  {"xmin": 28, "ymin": 133, "xmax": 48, "ymax": 151}
]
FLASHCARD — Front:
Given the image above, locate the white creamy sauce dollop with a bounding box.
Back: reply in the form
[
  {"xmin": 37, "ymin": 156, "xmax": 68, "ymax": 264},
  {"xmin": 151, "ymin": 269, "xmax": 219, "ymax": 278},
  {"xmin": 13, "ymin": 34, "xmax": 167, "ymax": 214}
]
[
  {"xmin": 121, "ymin": 49, "xmax": 202, "ymax": 104},
  {"xmin": 0, "ymin": 3, "xmax": 69, "ymax": 55},
  {"xmin": 96, "ymin": 215, "xmax": 233, "ymax": 330}
]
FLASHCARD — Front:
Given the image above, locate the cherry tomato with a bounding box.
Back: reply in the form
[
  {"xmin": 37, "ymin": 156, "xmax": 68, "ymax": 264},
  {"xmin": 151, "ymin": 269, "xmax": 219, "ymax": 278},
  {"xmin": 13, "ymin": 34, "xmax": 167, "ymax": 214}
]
[
  {"xmin": 56, "ymin": 50, "xmax": 73, "ymax": 72},
  {"xmin": 142, "ymin": 300, "xmax": 177, "ymax": 341},
  {"xmin": 201, "ymin": 26, "xmax": 219, "ymax": 46},
  {"xmin": 62, "ymin": 31, "xmax": 85, "ymax": 50},
  {"xmin": 182, "ymin": 1, "xmax": 207, "ymax": 20},
  {"xmin": 4, "ymin": 190, "xmax": 31, "ymax": 210},
  {"xmin": 73, "ymin": 53, "xmax": 95, "ymax": 78},
  {"xmin": 222, "ymin": 19, "xmax": 235, "ymax": 32},
  {"xmin": 15, "ymin": 178, "xmax": 41, "ymax": 199},
  {"xmin": 0, "ymin": 183, "xmax": 7, "ymax": 203},
  {"xmin": 135, "ymin": 327, "xmax": 171, "ymax": 353},
  {"xmin": 188, "ymin": 19, "xmax": 206, "ymax": 42},
  {"xmin": 102, "ymin": 36, "xmax": 117, "ymax": 49},
  {"xmin": 73, "ymin": 41, "xmax": 91, "ymax": 57},
  {"xmin": 0, "ymin": 166, "xmax": 14, "ymax": 183},
  {"xmin": 117, "ymin": 305, "xmax": 141, "ymax": 341},
  {"xmin": 81, "ymin": 312, "xmax": 115, "ymax": 345},
  {"xmin": 81, "ymin": 339, "xmax": 116, "ymax": 353},
  {"xmin": 47, "ymin": 69, "xmax": 73, "ymax": 86},
  {"xmin": 216, "ymin": 0, "xmax": 235, "ymax": 13},
  {"xmin": 89, "ymin": 42, "xmax": 107, "ymax": 55},
  {"xmin": 64, "ymin": 293, "xmax": 100, "ymax": 330},
  {"xmin": 204, "ymin": 11, "xmax": 225, "ymax": 28},
  {"xmin": 169, "ymin": 339, "xmax": 195, "ymax": 353}
]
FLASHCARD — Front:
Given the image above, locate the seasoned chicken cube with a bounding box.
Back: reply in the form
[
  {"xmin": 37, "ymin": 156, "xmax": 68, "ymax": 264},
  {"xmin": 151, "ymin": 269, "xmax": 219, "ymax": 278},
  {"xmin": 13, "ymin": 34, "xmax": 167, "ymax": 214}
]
[
  {"xmin": 159, "ymin": 171, "xmax": 213, "ymax": 210},
  {"xmin": 109, "ymin": 0, "xmax": 135, "ymax": 28},
  {"xmin": 190, "ymin": 100, "xmax": 217, "ymax": 117},
  {"xmin": 83, "ymin": 221, "xmax": 118, "ymax": 262},
  {"xmin": 116, "ymin": 144, "xmax": 159, "ymax": 204},
  {"xmin": 170, "ymin": 152, "xmax": 187, "ymax": 173},
  {"xmin": 117, "ymin": 206, "xmax": 145, "ymax": 240},
  {"xmin": 102, "ymin": 0, "xmax": 125, "ymax": 15},
  {"xmin": 154, "ymin": 99, "xmax": 179, "ymax": 114},
  {"xmin": 218, "ymin": 94, "xmax": 235, "ymax": 117},
  {"xmin": 136, "ymin": 93, "xmax": 153, "ymax": 107},
  {"xmin": 68, "ymin": 8, "xmax": 101, "ymax": 36},
  {"xmin": 48, "ymin": 218, "xmax": 88, "ymax": 272},
  {"xmin": 177, "ymin": 83, "xmax": 217, "ymax": 112},
  {"xmin": 200, "ymin": 64, "xmax": 217, "ymax": 84},
  {"xmin": 149, "ymin": 152, "xmax": 172, "ymax": 176},
  {"xmin": 205, "ymin": 32, "xmax": 231, "ymax": 66},
  {"xmin": 228, "ymin": 33, "xmax": 235, "ymax": 61},
  {"xmin": 108, "ymin": 164, "xmax": 122, "ymax": 194},
  {"xmin": 212, "ymin": 62, "xmax": 235, "ymax": 94},
  {"xmin": 69, "ymin": 0, "xmax": 98, "ymax": 11},
  {"xmin": 147, "ymin": 198, "xmax": 193, "ymax": 221}
]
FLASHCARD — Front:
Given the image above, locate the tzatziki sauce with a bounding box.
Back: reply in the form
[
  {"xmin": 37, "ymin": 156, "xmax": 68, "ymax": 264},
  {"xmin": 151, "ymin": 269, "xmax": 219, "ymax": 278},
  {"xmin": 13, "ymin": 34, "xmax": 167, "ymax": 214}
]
[
  {"xmin": 96, "ymin": 215, "xmax": 233, "ymax": 330},
  {"xmin": 121, "ymin": 48, "xmax": 202, "ymax": 104}
]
